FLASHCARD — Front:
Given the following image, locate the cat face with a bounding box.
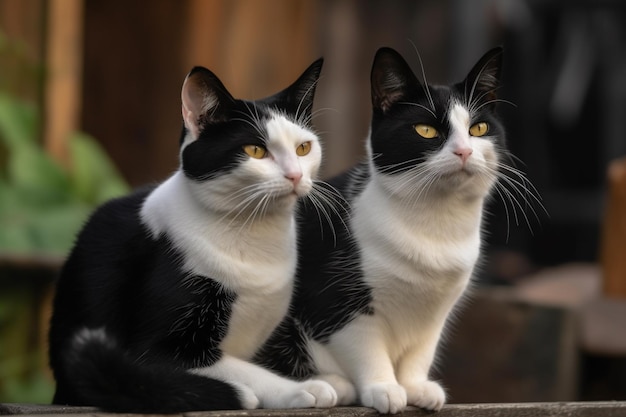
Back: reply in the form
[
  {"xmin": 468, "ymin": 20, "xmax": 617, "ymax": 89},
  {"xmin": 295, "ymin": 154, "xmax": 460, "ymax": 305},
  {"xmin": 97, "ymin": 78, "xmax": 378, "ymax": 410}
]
[
  {"xmin": 178, "ymin": 60, "xmax": 323, "ymax": 216},
  {"xmin": 369, "ymin": 47, "xmax": 504, "ymax": 200}
]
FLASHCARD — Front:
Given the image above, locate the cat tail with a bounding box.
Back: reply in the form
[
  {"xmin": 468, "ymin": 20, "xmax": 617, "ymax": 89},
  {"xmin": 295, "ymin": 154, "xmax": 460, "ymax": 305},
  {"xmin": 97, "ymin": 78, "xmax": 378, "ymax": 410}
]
[{"xmin": 57, "ymin": 328, "xmax": 255, "ymax": 413}]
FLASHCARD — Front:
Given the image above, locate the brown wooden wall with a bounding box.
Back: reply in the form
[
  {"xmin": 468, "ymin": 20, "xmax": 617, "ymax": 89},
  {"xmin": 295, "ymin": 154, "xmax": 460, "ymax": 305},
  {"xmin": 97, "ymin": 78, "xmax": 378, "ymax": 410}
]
[
  {"xmin": 81, "ymin": 0, "xmax": 324, "ymax": 185},
  {"xmin": 78, "ymin": 0, "xmax": 458, "ymax": 186},
  {"xmin": 1, "ymin": 0, "xmax": 472, "ymax": 185},
  {"xmin": 0, "ymin": 0, "xmax": 44, "ymax": 101}
]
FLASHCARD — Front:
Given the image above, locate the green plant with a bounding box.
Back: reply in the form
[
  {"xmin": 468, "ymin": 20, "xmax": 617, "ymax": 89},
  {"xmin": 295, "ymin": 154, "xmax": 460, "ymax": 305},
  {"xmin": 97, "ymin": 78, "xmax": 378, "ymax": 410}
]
[
  {"xmin": 0, "ymin": 284, "xmax": 54, "ymax": 404},
  {"xmin": 0, "ymin": 92, "xmax": 129, "ymax": 255},
  {"xmin": 0, "ymin": 27, "xmax": 129, "ymax": 404}
]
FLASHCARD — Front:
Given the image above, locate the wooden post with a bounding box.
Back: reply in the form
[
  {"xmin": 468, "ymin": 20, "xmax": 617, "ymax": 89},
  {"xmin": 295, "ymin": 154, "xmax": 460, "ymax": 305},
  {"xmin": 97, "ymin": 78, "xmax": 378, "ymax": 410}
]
[
  {"xmin": 43, "ymin": 0, "xmax": 84, "ymax": 168},
  {"xmin": 0, "ymin": 0, "xmax": 45, "ymax": 100},
  {"xmin": 601, "ymin": 157, "xmax": 626, "ymax": 299},
  {"xmin": 182, "ymin": 0, "xmax": 224, "ymax": 73}
]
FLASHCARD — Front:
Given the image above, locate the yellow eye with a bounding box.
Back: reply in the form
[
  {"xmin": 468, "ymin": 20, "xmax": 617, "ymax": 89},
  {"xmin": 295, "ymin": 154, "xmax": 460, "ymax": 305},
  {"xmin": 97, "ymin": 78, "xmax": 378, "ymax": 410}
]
[
  {"xmin": 469, "ymin": 122, "xmax": 489, "ymax": 137},
  {"xmin": 296, "ymin": 141, "xmax": 312, "ymax": 156},
  {"xmin": 414, "ymin": 124, "xmax": 439, "ymax": 139},
  {"xmin": 243, "ymin": 145, "xmax": 267, "ymax": 159}
]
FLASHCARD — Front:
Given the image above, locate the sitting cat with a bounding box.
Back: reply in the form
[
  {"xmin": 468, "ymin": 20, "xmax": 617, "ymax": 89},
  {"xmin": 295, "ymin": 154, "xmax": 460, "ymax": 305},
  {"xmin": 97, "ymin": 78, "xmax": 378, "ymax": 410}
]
[
  {"xmin": 48, "ymin": 58, "xmax": 341, "ymax": 412},
  {"xmin": 257, "ymin": 46, "xmax": 532, "ymax": 414}
]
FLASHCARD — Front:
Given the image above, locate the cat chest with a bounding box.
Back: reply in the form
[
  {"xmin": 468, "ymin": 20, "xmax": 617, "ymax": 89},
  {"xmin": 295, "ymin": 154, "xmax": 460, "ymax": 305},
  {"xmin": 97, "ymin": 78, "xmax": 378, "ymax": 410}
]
[
  {"xmin": 219, "ymin": 284, "xmax": 293, "ymax": 360},
  {"xmin": 370, "ymin": 278, "xmax": 468, "ymax": 359},
  {"xmin": 353, "ymin": 188, "xmax": 482, "ymax": 281}
]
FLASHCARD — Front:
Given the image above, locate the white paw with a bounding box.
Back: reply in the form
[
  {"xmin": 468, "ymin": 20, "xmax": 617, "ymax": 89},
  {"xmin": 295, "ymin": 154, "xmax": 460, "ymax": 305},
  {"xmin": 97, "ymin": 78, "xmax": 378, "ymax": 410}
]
[
  {"xmin": 316, "ymin": 374, "xmax": 357, "ymax": 405},
  {"xmin": 360, "ymin": 382, "xmax": 407, "ymax": 414},
  {"xmin": 231, "ymin": 382, "xmax": 260, "ymax": 409},
  {"xmin": 404, "ymin": 380, "xmax": 446, "ymax": 411},
  {"xmin": 287, "ymin": 380, "xmax": 338, "ymax": 409}
]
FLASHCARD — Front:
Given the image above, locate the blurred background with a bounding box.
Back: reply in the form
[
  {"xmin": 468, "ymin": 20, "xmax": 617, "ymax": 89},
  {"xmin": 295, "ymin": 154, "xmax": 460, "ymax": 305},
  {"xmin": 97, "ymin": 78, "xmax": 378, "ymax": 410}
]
[{"xmin": 0, "ymin": 0, "xmax": 625, "ymax": 407}]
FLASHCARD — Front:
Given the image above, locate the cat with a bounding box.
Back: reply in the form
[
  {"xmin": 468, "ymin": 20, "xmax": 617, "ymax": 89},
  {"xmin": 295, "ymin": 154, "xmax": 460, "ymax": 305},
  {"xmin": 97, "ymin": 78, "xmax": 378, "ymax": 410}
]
[
  {"xmin": 48, "ymin": 58, "xmax": 342, "ymax": 413},
  {"xmin": 256, "ymin": 46, "xmax": 532, "ymax": 414}
]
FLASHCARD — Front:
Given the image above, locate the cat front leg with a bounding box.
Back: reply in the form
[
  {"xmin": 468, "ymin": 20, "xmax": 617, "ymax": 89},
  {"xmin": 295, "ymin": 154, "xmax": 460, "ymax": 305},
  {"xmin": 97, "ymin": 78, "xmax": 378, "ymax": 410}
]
[
  {"xmin": 192, "ymin": 354, "xmax": 337, "ymax": 409},
  {"xmin": 396, "ymin": 338, "xmax": 446, "ymax": 411},
  {"xmin": 306, "ymin": 340, "xmax": 357, "ymax": 405},
  {"xmin": 329, "ymin": 318, "xmax": 407, "ymax": 414},
  {"xmin": 313, "ymin": 373, "xmax": 357, "ymax": 406}
]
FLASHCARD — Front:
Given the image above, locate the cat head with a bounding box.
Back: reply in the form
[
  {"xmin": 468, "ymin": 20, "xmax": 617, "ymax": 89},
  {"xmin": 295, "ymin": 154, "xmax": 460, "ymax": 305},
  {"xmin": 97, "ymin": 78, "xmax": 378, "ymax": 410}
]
[
  {"xmin": 178, "ymin": 59, "xmax": 324, "ymax": 217},
  {"xmin": 369, "ymin": 47, "xmax": 504, "ymax": 201}
]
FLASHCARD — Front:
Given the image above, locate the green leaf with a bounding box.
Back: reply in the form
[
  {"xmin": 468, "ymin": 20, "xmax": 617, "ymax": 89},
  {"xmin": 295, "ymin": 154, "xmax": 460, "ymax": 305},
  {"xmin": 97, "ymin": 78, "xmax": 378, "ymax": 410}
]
[
  {"xmin": 0, "ymin": 92, "xmax": 38, "ymax": 150},
  {"xmin": 68, "ymin": 132, "xmax": 129, "ymax": 204},
  {"xmin": 8, "ymin": 143, "xmax": 71, "ymax": 206}
]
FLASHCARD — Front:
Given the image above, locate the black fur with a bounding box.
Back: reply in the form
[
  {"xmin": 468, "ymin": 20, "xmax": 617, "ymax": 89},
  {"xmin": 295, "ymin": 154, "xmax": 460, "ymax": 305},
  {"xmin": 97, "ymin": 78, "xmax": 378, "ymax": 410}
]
[
  {"xmin": 48, "ymin": 58, "xmax": 324, "ymax": 413},
  {"xmin": 256, "ymin": 177, "xmax": 373, "ymax": 378},
  {"xmin": 182, "ymin": 60, "xmax": 323, "ymax": 181},
  {"xmin": 256, "ymin": 47, "xmax": 506, "ymax": 382},
  {"xmin": 370, "ymin": 47, "xmax": 505, "ymax": 176},
  {"xmin": 48, "ymin": 188, "xmax": 242, "ymax": 412}
]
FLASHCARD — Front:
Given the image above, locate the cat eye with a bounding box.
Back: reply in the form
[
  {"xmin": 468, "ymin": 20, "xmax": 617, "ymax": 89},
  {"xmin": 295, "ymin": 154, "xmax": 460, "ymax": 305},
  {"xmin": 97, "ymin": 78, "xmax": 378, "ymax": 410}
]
[
  {"xmin": 243, "ymin": 145, "xmax": 267, "ymax": 159},
  {"xmin": 469, "ymin": 122, "xmax": 489, "ymax": 137},
  {"xmin": 414, "ymin": 124, "xmax": 439, "ymax": 139},
  {"xmin": 296, "ymin": 141, "xmax": 312, "ymax": 156}
]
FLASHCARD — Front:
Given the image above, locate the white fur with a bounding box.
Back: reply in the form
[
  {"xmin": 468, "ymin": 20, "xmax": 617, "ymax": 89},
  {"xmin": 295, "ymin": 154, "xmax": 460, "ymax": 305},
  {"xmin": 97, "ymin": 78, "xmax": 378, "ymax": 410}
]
[
  {"xmin": 309, "ymin": 102, "xmax": 499, "ymax": 413},
  {"xmin": 140, "ymin": 113, "xmax": 335, "ymax": 409},
  {"xmin": 193, "ymin": 355, "xmax": 337, "ymax": 409}
]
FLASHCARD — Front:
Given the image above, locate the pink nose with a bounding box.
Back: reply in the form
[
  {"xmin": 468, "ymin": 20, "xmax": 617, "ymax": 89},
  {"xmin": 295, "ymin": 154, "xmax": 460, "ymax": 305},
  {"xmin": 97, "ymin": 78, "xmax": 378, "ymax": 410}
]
[
  {"xmin": 454, "ymin": 147, "xmax": 473, "ymax": 164},
  {"xmin": 285, "ymin": 172, "xmax": 302, "ymax": 186}
]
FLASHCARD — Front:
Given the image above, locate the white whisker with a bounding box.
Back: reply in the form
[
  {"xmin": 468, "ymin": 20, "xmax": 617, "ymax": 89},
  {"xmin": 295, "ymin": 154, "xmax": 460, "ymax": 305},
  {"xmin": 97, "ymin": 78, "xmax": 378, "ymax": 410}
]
[
  {"xmin": 303, "ymin": 181, "xmax": 351, "ymax": 245},
  {"xmin": 408, "ymin": 40, "xmax": 436, "ymax": 112}
]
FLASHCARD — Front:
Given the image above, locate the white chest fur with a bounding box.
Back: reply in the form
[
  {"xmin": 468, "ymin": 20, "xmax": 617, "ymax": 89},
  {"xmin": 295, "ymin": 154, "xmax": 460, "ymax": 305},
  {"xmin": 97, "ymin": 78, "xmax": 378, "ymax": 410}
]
[
  {"xmin": 141, "ymin": 172, "xmax": 297, "ymax": 291},
  {"xmin": 141, "ymin": 172, "xmax": 297, "ymax": 357},
  {"xmin": 350, "ymin": 178, "xmax": 483, "ymax": 358}
]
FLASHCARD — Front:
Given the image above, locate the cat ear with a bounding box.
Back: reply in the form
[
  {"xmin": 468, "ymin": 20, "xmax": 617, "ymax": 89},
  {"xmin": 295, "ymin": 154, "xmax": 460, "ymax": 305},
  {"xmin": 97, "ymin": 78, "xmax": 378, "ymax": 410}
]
[
  {"xmin": 181, "ymin": 66, "xmax": 235, "ymax": 139},
  {"xmin": 463, "ymin": 47, "xmax": 503, "ymax": 104},
  {"xmin": 371, "ymin": 47, "xmax": 421, "ymax": 114},
  {"xmin": 263, "ymin": 58, "xmax": 324, "ymax": 122}
]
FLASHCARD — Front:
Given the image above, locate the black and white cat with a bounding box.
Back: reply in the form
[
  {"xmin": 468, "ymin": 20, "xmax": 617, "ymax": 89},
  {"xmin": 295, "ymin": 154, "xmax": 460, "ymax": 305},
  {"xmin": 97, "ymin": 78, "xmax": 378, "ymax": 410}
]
[
  {"xmin": 257, "ymin": 46, "xmax": 524, "ymax": 414},
  {"xmin": 48, "ymin": 59, "xmax": 341, "ymax": 412}
]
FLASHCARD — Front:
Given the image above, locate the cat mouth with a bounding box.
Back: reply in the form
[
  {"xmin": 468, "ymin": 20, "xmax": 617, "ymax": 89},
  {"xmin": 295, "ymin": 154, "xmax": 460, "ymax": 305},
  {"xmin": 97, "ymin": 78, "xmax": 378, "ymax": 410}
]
[
  {"xmin": 442, "ymin": 166, "xmax": 474, "ymax": 178},
  {"xmin": 459, "ymin": 167, "xmax": 474, "ymax": 176},
  {"xmin": 275, "ymin": 188, "xmax": 301, "ymax": 201}
]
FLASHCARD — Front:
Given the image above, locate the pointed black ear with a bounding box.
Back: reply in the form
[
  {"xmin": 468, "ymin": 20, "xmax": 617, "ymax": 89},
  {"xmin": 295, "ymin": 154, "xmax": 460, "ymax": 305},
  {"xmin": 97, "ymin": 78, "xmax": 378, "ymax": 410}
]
[
  {"xmin": 464, "ymin": 47, "xmax": 503, "ymax": 104},
  {"xmin": 181, "ymin": 66, "xmax": 235, "ymax": 139},
  {"xmin": 371, "ymin": 47, "xmax": 421, "ymax": 113},
  {"xmin": 264, "ymin": 58, "xmax": 324, "ymax": 121}
]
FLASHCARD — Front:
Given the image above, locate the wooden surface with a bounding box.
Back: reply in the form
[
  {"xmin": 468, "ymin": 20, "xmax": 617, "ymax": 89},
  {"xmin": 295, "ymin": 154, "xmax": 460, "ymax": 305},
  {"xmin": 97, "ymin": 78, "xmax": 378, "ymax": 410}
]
[{"xmin": 2, "ymin": 402, "xmax": 626, "ymax": 417}]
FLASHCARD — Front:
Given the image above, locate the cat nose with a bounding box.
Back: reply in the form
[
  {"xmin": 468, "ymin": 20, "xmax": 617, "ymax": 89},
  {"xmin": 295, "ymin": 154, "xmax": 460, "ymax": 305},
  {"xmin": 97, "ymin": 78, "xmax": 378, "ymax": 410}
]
[
  {"xmin": 285, "ymin": 171, "xmax": 302, "ymax": 187},
  {"xmin": 454, "ymin": 147, "xmax": 473, "ymax": 164}
]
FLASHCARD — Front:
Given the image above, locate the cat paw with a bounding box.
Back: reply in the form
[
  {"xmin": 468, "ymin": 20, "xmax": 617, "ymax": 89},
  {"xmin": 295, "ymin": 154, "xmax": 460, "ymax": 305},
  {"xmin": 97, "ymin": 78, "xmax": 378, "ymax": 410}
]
[
  {"xmin": 316, "ymin": 374, "xmax": 357, "ymax": 405},
  {"xmin": 404, "ymin": 380, "xmax": 446, "ymax": 411},
  {"xmin": 360, "ymin": 382, "xmax": 407, "ymax": 414},
  {"xmin": 231, "ymin": 382, "xmax": 260, "ymax": 409},
  {"xmin": 287, "ymin": 380, "xmax": 338, "ymax": 408}
]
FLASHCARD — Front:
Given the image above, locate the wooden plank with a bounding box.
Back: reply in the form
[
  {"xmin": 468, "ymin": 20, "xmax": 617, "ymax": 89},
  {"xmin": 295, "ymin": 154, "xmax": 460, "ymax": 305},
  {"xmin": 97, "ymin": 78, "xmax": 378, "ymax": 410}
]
[
  {"xmin": 2, "ymin": 402, "xmax": 626, "ymax": 417},
  {"xmin": 43, "ymin": 0, "xmax": 84, "ymax": 168},
  {"xmin": 182, "ymin": 0, "xmax": 224, "ymax": 72},
  {"xmin": 182, "ymin": 0, "xmax": 318, "ymax": 98}
]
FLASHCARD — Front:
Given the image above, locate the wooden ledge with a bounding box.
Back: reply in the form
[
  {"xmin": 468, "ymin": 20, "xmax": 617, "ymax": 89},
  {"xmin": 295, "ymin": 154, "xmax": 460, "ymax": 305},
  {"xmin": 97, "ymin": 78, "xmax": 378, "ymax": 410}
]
[{"xmin": 2, "ymin": 402, "xmax": 626, "ymax": 417}]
